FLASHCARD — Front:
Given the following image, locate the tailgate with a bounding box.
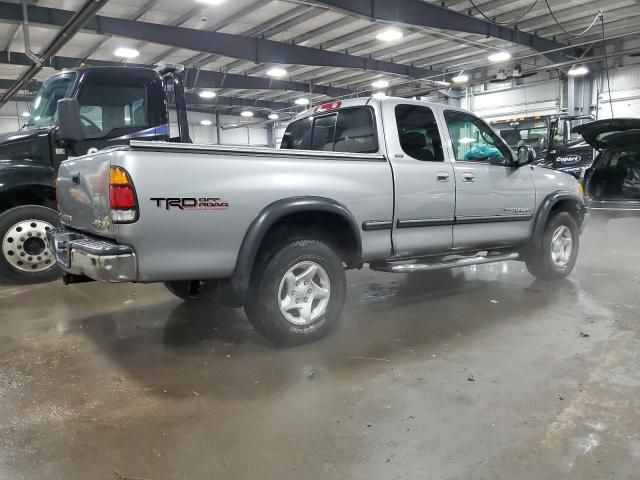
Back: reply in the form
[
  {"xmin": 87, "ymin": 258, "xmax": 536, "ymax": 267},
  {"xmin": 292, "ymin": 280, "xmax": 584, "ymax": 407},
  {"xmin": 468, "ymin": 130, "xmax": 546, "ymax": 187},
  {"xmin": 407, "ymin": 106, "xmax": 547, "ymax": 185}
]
[{"xmin": 57, "ymin": 152, "xmax": 115, "ymax": 238}]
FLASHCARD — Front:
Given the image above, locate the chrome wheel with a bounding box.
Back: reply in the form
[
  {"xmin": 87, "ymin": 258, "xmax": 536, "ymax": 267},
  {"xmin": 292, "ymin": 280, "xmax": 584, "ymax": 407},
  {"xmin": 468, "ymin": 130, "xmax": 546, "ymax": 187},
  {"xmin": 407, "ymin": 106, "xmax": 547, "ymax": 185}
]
[
  {"xmin": 551, "ymin": 225, "xmax": 573, "ymax": 268},
  {"xmin": 278, "ymin": 261, "xmax": 331, "ymax": 326},
  {"xmin": 2, "ymin": 219, "xmax": 55, "ymax": 273}
]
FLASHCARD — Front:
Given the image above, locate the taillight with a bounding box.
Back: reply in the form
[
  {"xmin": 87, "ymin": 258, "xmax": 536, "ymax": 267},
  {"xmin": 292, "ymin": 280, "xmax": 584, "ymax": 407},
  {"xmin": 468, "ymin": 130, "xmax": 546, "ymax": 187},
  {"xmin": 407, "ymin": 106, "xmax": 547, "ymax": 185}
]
[
  {"xmin": 109, "ymin": 166, "xmax": 138, "ymax": 223},
  {"xmin": 315, "ymin": 100, "xmax": 341, "ymax": 113}
]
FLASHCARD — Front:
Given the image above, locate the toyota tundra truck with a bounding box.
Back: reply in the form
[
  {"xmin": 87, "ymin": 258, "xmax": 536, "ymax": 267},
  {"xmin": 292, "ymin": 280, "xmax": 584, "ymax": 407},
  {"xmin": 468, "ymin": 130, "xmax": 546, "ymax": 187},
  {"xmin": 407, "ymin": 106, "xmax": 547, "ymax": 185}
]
[{"xmin": 49, "ymin": 97, "xmax": 587, "ymax": 345}]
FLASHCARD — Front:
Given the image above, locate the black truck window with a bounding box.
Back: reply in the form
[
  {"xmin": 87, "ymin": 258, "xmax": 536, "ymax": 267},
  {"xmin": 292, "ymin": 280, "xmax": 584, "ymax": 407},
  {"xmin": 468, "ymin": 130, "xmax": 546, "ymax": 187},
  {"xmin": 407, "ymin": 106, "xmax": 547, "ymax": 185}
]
[
  {"xmin": 281, "ymin": 107, "xmax": 378, "ymax": 153},
  {"xmin": 77, "ymin": 83, "xmax": 148, "ymax": 137},
  {"xmin": 24, "ymin": 72, "xmax": 77, "ymax": 128}
]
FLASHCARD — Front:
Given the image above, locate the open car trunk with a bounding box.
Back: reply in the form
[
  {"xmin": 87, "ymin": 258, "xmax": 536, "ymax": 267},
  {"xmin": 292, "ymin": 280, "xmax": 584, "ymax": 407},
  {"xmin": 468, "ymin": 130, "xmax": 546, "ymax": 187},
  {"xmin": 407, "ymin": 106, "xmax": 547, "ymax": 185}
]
[{"xmin": 586, "ymin": 147, "xmax": 640, "ymax": 201}]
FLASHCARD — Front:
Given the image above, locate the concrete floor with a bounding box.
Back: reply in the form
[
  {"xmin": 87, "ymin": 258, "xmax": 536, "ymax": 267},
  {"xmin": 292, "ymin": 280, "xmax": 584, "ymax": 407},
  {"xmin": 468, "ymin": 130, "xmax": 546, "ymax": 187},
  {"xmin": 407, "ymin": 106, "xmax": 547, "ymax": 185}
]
[{"xmin": 1, "ymin": 219, "xmax": 639, "ymax": 480}]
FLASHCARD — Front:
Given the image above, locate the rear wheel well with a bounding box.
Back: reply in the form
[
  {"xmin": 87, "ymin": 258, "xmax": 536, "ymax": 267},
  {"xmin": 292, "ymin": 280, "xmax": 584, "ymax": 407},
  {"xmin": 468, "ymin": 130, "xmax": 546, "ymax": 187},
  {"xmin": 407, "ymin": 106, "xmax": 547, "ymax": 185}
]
[
  {"xmin": 0, "ymin": 186, "xmax": 56, "ymax": 215},
  {"xmin": 255, "ymin": 211, "xmax": 360, "ymax": 270}
]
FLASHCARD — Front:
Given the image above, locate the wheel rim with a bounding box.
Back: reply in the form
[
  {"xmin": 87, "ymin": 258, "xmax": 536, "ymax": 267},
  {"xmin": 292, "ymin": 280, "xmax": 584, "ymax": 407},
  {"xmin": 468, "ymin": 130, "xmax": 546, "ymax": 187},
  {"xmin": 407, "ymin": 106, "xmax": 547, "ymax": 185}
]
[
  {"xmin": 278, "ymin": 261, "xmax": 331, "ymax": 326},
  {"xmin": 2, "ymin": 219, "xmax": 55, "ymax": 273},
  {"xmin": 550, "ymin": 225, "xmax": 573, "ymax": 268}
]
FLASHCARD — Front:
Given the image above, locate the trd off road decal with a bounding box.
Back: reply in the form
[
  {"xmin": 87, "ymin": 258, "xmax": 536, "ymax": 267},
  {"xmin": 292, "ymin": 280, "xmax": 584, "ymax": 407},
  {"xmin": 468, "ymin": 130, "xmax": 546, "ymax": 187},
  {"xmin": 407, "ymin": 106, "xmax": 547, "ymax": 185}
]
[{"xmin": 151, "ymin": 197, "xmax": 229, "ymax": 211}]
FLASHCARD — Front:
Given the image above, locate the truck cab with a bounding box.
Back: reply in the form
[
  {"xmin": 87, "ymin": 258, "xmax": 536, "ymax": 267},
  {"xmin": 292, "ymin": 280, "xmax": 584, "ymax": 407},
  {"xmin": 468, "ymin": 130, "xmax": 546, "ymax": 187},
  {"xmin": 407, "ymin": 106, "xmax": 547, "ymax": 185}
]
[
  {"xmin": 492, "ymin": 114, "xmax": 594, "ymax": 178},
  {"xmin": 0, "ymin": 65, "xmax": 186, "ymax": 283}
]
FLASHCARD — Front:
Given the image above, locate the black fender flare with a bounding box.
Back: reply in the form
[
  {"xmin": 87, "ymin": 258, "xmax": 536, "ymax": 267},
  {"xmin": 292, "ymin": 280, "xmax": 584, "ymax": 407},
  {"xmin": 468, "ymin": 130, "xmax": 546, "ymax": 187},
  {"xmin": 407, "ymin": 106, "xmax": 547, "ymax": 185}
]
[
  {"xmin": 218, "ymin": 196, "xmax": 362, "ymax": 307},
  {"xmin": 530, "ymin": 191, "xmax": 586, "ymax": 246}
]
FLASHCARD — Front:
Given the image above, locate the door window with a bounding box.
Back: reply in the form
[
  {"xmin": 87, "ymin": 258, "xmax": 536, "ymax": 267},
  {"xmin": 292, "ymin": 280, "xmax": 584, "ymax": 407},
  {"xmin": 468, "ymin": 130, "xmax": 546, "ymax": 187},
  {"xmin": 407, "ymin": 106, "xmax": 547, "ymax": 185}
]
[
  {"xmin": 77, "ymin": 83, "xmax": 148, "ymax": 137},
  {"xmin": 395, "ymin": 104, "xmax": 444, "ymax": 161},
  {"xmin": 444, "ymin": 111, "xmax": 512, "ymax": 165}
]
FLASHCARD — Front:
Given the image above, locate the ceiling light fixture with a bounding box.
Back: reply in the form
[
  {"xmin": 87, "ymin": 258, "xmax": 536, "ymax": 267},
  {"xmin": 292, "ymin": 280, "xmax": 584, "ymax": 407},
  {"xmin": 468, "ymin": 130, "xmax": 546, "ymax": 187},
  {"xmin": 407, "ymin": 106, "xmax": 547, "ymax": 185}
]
[
  {"xmin": 198, "ymin": 90, "xmax": 216, "ymax": 99},
  {"xmin": 452, "ymin": 72, "xmax": 469, "ymax": 84},
  {"xmin": 568, "ymin": 65, "xmax": 589, "ymax": 76},
  {"xmin": 200, "ymin": 119, "xmax": 212, "ymax": 126},
  {"xmin": 488, "ymin": 51, "xmax": 511, "ymax": 62},
  {"xmin": 266, "ymin": 67, "xmax": 287, "ymax": 78},
  {"xmin": 195, "ymin": 0, "xmax": 227, "ymax": 5},
  {"xmin": 434, "ymin": 80, "xmax": 451, "ymax": 86},
  {"xmin": 371, "ymin": 79, "xmax": 389, "ymax": 89},
  {"xmin": 295, "ymin": 98, "xmax": 310, "ymax": 106},
  {"xmin": 22, "ymin": 111, "xmax": 30, "ymax": 117},
  {"xmin": 376, "ymin": 28, "xmax": 403, "ymax": 42},
  {"xmin": 268, "ymin": 113, "xmax": 279, "ymax": 120},
  {"xmin": 240, "ymin": 110, "xmax": 254, "ymax": 117},
  {"xmin": 114, "ymin": 47, "xmax": 139, "ymax": 59}
]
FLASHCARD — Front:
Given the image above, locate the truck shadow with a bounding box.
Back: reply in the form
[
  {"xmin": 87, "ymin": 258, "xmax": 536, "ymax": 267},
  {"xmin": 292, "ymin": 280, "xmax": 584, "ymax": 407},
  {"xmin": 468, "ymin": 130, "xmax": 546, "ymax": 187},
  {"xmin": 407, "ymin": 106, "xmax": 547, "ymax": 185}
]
[{"xmin": 73, "ymin": 267, "xmax": 579, "ymax": 401}]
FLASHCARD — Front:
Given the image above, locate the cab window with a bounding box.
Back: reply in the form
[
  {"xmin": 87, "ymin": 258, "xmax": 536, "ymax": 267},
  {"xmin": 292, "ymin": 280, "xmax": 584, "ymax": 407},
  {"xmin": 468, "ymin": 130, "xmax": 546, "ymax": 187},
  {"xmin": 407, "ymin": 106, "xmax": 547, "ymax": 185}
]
[
  {"xmin": 395, "ymin": 104, "xmax": 444, "ymax": 161},
  {"xmin": 281, "ymin": 107, "xmax": 377, "ymax": 153},
  {"xmin": 77, "ymin": 82, "xmax": 148, "ymax": 138},
  {"xmin": 444, "ymin": 111, "xmax": 511, "ymax": 165}
]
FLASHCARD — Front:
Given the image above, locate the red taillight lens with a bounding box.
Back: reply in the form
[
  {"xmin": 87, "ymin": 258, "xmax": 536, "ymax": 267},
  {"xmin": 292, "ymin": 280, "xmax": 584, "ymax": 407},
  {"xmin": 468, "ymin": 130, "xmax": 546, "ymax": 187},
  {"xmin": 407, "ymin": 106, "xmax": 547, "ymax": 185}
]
[
  {"xmin": 109, "ymin": 185, "xmax": 136, "ymax": 208},
  {"xmin": 109, "ymin": 166, "xmax": 138, "ymax": 223},
  {"xmin": 315, "ymin": 100, "xmax": 341, "ymax": 113}
]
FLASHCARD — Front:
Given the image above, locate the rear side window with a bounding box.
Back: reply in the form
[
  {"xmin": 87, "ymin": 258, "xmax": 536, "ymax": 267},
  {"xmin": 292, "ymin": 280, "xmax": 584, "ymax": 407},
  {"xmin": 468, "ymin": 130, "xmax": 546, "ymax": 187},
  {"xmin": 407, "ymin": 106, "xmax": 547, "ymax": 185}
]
[
  {"xmin": 281, "ymin": 107, "xmax": 378, "ymax": 153},
  {"xmin": 395, "ymin": 104, "xmax": 444, "ymax": 161}
]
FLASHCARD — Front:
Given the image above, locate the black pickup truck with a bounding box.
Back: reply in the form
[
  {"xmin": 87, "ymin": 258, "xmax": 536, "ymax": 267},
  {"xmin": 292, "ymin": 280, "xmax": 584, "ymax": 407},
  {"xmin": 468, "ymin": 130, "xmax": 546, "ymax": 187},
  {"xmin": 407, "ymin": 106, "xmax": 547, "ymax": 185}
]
[{"xmin": 0, "ymin": 65, "xmax": 191, "ymax": 283}]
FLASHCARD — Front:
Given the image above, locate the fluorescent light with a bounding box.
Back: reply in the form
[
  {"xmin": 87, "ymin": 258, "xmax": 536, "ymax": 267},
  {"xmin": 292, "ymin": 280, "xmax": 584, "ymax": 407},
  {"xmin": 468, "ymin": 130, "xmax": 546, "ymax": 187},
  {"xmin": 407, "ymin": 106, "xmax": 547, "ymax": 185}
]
[
  {"xmin": 195, "ymin": 0, "xmax": 227, "ymax": 5},
  {"xmin": 114, "ymin": 47, "xmax": 139, "ymax": 59},
  {"xmin": 295, "ymin": 98, "xmax": 310, "ymax": 106},
  {"xmin": 371, "ymin": 79, "xmax": 389, "ymax": 89},
  {"xmin": 568, "ymin": 65, "xmax": 589, "ymax": 76},
  {"xmin": 376, "ymin": 28, "xmax": 403, "ymax": 42},
  {"xmin": 198, "ymin": 90, "xmax": 216, "ymax": 99},
  {"xmin": 459, "ymin": 137, "xmax": 476, "ymax": 144},
  {"xmin": 434, "ymin": 80, "xmax": 451, "ymax": 86},
  {"xmin": 268, "ymin": 113, "xmax": 279, "ymax": 120},
  {"xmin": 200, "ymin": 119, "xmax": 212, "ymax": 126},
  {"xmin": 372, "ymin": 91, "xmax": 386, "ymax": 99},
  {"xmin": 22, "ymin": 111, "xmax": 30, "ymax": 117},
  {"xmin": 240, "ymin": 110, "xmax": 254, "ymax": 117},
  {"xmin": 488, "ymin": 51, "xmax": 511, "ymax": 62},
  {"xmin": 228, "ymin": 123, "xmax": 238, "ymax": 127},
  {"xmin": 452, "ymin": 73, "xmax": 469, "ymax": 84},
  {"xmin": 266, "ymin": 67, "xmax": 287, "ymax": 78}
]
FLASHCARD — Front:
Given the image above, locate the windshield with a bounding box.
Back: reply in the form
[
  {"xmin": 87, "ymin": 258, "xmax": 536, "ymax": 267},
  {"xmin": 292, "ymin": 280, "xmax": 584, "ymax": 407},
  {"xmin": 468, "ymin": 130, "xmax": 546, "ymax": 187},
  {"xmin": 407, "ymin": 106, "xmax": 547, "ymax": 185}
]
[
  {"xmin": 496, "ymin": 119, "xmax": 548, "ymax": 150},
  {"xmin": 24, "ymin": 72, "xmax": 77, "ymax": 128}
]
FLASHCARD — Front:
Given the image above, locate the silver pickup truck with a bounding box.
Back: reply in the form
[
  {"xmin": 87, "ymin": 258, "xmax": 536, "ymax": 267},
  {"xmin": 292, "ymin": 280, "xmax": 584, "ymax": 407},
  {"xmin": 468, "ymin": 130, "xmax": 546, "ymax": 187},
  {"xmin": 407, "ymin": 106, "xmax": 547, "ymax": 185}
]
[{"xmin": 49, "ymin": 97, "xmax": 587, "ymax": 344}]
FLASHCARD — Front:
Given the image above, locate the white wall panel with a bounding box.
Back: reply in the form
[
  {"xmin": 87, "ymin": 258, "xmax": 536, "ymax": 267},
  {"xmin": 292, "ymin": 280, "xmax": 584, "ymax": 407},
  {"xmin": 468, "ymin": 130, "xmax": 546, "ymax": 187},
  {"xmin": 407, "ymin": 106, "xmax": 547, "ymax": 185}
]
[{"xmin": 471, "ymin": 80, "xmax": 561, "ymax": 121}]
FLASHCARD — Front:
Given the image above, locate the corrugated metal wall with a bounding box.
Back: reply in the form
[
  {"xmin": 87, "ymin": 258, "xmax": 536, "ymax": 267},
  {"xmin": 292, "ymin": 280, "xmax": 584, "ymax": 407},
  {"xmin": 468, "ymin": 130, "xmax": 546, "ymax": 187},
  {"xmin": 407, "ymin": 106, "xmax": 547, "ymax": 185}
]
[{"xmin": 596, "ymin": 64, "xmax": 640, "ymax": 118}]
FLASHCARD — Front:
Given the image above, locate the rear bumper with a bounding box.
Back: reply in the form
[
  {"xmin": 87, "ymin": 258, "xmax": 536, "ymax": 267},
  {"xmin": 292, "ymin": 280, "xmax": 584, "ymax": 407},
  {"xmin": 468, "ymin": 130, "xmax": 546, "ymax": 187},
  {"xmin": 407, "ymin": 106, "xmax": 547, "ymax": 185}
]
[{"xmin": 47, "ymin": 228, "xmax": 137, "ymax": 282}]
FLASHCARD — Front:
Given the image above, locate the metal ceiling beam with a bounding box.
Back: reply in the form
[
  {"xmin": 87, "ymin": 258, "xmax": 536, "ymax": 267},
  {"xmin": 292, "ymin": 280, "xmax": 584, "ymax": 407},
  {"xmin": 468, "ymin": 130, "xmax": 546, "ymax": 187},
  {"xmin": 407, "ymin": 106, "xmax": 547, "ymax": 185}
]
[
  {"xmin": 0, "ymin": 1, "xmax": 437, "ymax": 79},
  {"xmin": 0, "ymin": 50, "xmax": 353, "ymax": 98},
  {"xmin": 306, "ymin": 0, "xmax": 579, "ymax": 62},
  {"xmin": 0, "ymin": 0, "xmax": 109, "ymax": 107}
]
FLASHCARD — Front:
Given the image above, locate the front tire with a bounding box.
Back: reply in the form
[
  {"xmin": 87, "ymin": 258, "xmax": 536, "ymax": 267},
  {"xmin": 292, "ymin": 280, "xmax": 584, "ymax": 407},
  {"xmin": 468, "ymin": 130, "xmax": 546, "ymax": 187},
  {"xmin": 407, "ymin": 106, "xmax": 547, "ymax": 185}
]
[
  {"xmin": 245, "ymin": 239, "xmax": 346, "ymax": 345},
  {"xmin": 526, "ymin": 211, "xmax": 579, "ymax": 280},
  {"xmin": 0, "ymin": 205, "xmax": 60, "ymax": 284}
]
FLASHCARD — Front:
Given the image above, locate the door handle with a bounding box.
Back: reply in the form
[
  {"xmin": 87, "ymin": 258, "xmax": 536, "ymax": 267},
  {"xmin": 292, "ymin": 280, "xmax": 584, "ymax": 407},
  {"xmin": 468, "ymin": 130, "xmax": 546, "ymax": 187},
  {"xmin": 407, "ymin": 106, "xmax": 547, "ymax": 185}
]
[
  {"xmin": 463, "ymin": 173, "xmax": 475, "ymax": 182},
  {"xmin": 437, "ymin": 172, "xmax": 450, "ymax": 182}
]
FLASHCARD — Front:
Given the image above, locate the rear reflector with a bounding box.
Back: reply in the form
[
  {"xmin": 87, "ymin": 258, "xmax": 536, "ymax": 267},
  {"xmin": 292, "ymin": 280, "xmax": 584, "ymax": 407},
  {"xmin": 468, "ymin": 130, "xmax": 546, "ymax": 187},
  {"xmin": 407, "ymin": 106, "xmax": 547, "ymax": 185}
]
[
  {"xmin": 315, "ymin": 100, "xmax": 341, "ymax": 113},
  {"xmin": 109, "ymin": 166, "xmax": 138, "ymax": 223}
]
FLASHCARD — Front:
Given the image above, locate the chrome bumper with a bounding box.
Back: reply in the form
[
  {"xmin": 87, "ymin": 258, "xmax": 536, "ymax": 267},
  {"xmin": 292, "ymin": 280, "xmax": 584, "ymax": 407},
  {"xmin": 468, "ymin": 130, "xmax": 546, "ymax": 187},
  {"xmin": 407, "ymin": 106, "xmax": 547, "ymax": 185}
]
[{"xmin": 47, "ymin": 228, "xmax": 137, "ymax": 282}]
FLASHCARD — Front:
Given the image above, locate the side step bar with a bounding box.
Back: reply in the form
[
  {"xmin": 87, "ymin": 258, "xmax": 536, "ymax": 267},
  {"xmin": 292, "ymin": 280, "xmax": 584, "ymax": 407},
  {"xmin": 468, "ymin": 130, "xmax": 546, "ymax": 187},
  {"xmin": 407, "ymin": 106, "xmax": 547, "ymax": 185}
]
[{"xmin": 371, "ymin": 252, "xmax": 520, "ymax": 273}]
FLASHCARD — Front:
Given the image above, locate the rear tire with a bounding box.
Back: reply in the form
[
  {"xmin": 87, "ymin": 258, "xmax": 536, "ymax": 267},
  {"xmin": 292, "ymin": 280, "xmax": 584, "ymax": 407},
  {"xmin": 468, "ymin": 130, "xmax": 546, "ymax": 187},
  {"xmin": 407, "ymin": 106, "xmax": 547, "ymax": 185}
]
[
  {"xmin": 245, "ymin": 239, "xmax": 346, "ymax": 345},
  {"xmin": 526, "ymin": 211, "xmax": 579, "ymax": 281},
  {"xmin": 0, "ymin": 205, "xmax": 61, "ymax": 284},
  {"xmin": 164, "ymin": 280, "xmax": 217, "ymax": 301}
]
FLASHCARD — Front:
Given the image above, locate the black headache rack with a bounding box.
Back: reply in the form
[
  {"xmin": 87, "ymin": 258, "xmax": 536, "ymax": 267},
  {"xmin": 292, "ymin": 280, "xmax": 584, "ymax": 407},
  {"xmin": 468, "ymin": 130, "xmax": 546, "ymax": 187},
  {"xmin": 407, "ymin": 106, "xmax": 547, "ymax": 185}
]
[{"xmin": 155, "ymin": 64, "xmax": 191, "ymax": 144}]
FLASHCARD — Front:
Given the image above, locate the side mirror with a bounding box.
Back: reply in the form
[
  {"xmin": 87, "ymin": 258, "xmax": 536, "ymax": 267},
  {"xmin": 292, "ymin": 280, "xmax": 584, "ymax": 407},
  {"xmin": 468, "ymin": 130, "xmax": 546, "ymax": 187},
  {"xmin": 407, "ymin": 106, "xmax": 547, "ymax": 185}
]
[
  {"xmin": 516, "ymin": 145, "xmax": 535, "ymax": 166},
  {"xmin": 57, "ymin": 98, "xmax": 85, "ymax": 143}
]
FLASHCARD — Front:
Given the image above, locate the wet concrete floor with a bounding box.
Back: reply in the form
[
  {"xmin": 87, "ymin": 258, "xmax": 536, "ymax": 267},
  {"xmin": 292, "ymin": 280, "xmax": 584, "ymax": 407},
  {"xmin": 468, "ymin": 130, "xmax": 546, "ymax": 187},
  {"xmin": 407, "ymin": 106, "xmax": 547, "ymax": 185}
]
[{"xmin": 1, "ymin": 218, "xmax": 639, "ymax": 479}]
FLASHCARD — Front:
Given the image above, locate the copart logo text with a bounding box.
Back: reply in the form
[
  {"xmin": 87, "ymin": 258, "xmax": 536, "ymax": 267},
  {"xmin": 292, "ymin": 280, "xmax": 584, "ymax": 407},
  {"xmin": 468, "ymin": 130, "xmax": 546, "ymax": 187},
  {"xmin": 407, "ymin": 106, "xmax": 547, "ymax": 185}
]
[{"xmin": 150, "ymin": 197, "xmax": 229, "ymax": 210}]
